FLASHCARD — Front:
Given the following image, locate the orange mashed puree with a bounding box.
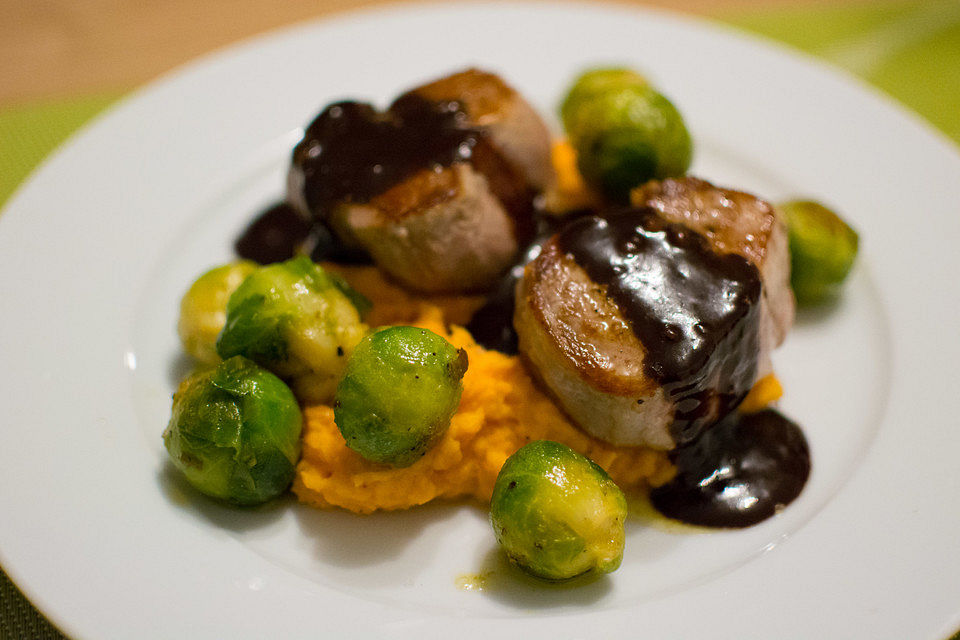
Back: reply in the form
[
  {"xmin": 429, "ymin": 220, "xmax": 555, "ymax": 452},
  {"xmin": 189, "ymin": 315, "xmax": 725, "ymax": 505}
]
[{"xmin": 293, "ymin": 266, "xmax": 676, "ymax": 513}]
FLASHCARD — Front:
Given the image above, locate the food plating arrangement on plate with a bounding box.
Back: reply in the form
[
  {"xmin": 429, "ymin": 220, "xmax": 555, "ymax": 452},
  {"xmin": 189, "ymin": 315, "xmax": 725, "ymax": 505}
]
[
  {"xmin": 163, "ymin": 66, "xmax": 858, "ymax": 582},
  {"xmin": 4, "ymin": 3, "xmax": 960, "ymax": 637}
]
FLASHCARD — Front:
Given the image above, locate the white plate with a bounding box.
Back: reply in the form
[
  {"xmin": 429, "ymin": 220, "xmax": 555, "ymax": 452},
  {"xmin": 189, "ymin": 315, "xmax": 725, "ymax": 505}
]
[{"xmin": 2, "ymin": 3, "xmax": 959, "ymax": 638}]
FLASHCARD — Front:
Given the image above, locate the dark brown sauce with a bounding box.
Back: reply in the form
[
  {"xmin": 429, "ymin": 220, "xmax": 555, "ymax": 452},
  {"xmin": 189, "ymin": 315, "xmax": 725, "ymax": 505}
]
[
  {"xmin": 464, "ymin": 267, "xmax": 524, "ymax": 354},
  {"xmin": 292, "ymin": 97, "xmax": 473, "ymax": 213},
  {"xmin": 466, "ymin": 231, "xmax": 543, "ymax": 354},
  {"xmin": 556, "ymin": 207, "xmax": 762, "ymax": 445},
  {"xmin": 289, "ymin": 95, "xmax": 534, "ymax": 244},
  {"xmin": 650, "ymin": 409, "xmax": 810, "ymax": 528},
  {"xmin": 234, "ymin": 202, "xmax": 372, "ymax": 265},
  {"xmin": 234, "ymin": 202, "xmax": 312, "ymax": 264}
]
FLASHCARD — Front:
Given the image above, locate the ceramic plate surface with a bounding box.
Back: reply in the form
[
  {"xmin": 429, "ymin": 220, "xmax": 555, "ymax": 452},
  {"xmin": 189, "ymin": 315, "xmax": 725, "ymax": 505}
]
[{"xmin": 1, "ymin": 3, "xmax": 959, "ymax": 638}]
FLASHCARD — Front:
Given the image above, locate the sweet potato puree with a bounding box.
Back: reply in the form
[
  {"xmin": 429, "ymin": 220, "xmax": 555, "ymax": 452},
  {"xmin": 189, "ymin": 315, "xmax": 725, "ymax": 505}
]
[{"xmin": 293, "ymin": 265, "xmax": 676, "ymax": 513}]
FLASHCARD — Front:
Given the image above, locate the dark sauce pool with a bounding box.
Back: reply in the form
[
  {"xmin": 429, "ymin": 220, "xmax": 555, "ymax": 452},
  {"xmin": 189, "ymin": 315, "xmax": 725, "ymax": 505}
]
[
  {"xmin": 650, "ymin": 409, "xmax": 811, "ymax": 528},
  {"xmin": 234, "ymin": 202, "xmax": 311, "ymax": 265}
]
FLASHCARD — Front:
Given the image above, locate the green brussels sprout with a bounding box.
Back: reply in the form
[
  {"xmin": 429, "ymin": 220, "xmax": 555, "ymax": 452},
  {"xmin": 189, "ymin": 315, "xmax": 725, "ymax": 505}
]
[
  {"xmin": 178, "ymin": 260, "xmax": 258, "ymax": 364},
  {"xmin": 560, "ymin": 67, "xmax": 692, "ymax": 202},
  {"xmin": 780, "ymin": 199, "xmax": 859, "ymax": 306},
  {"xmin": 489, "ymin": 440, "xmax": 628, "ymax": 581},
  {"xmin": 560, "ymin": 67, "xmax": 649, "ymax": 129},
  {"xmin": 334, "ymin": 326, "xmax": 468, "ymax": 467},
  {"xmin": 216, "ymin": 256, "xmax": 369, "ymax": 404},
  {"xmin": 163, "ymin": 356, "xmax": 302, "ymax": 506}
]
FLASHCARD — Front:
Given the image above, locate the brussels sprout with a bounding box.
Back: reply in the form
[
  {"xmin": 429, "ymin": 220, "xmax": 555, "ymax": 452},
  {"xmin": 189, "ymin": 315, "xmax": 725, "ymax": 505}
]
[
  {"xmin": 163, "ymin": 356, "xmax": 302, "ymax": 506},
  {"xmin": 560, "ymin": 67, "xmax": 692, "ymax": 202},
  {"xmin": 334, "ymin": 326, "xmax": 467, "ymax": 467},
  {"xmin": 216, "ymin": 256, "xmax": 369, "ymax": 404},
  {"xmin": 178, "ymin": 261, "xmax": 257, "ymax": 364},
  {"xmin": 780, "ymin": 200, "xmax": 859, "ymax": 305},
  {"xmin": 489, "ymin": 440, "xmax": 628, "ymax": 581},
  {"xmin": 560, "ymin": 67, "xmax": 648, "ymax": 133}
]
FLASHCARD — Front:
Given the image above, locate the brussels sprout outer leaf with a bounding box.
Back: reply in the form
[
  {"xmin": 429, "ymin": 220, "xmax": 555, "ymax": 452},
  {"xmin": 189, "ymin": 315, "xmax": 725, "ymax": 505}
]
[
  {"xmin": 163, "ymin": 356, "xmax": 302, "ymax": 506},
  {"xmin": 216, "ymin": 293, "xmax": 290, "ymax": 364},
  {"xmin": 489, "ymin": 440, "xmax": 627, "ymax": 581},
  {"xmin": 328, "ymin": 271, "xmax": 373, "ymax": 319},
  {"xmin": 334, "ymin": 326, "xmax": 467, "ymax": 467},
  {"xmin": 216, "ymin": 256, "xmax": 329, "ymax": 369}
]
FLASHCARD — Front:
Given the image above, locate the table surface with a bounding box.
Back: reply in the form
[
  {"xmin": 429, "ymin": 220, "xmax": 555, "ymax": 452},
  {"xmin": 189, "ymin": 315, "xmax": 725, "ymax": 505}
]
[
  {"xmin": 1, "ymin": 1, "xmax": 958, "ymax": 638},
  {"xmin": 2, "ymin": 0, "xmax": 825, "ymax": 104}
]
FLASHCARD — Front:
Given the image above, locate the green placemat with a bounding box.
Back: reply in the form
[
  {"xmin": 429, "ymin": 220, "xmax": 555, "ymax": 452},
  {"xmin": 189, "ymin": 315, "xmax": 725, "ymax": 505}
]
[
  {"xmin": 0, "ymin": 572, "xmax": 63, "ymax": 640},
  {"xmin": 723, "ymin": 0, "xmax": 960, "ymax": 142},
  {"xmin": 0, "ymin": 94, "xmax": 122, "ymax": 209},
  {"xmin": 1, "ymin": 1, "xmax": 958, "ymax": 638}
]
